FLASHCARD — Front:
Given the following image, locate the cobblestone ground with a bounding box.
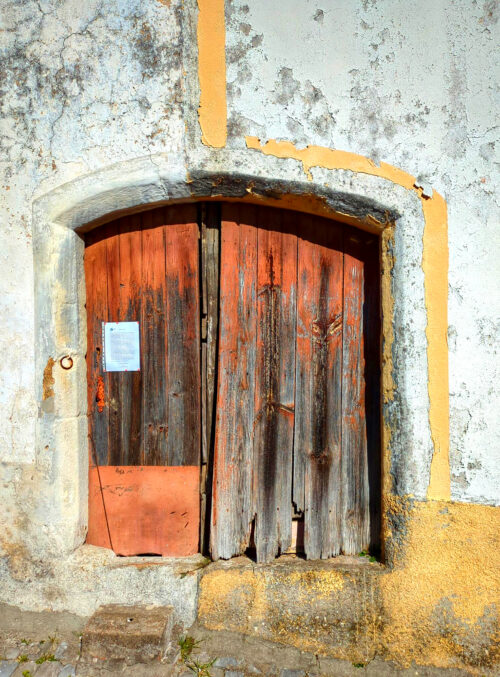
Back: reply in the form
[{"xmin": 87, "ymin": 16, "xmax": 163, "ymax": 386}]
[{"xmin": 0, "ymin": 606, "xmax": 480, "ymax": 677}]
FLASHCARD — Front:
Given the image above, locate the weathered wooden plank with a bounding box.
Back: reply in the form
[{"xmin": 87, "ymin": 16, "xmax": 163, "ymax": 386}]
[
  {"xmin": 118, "ymin": 213, "xmax": 143, "ymax": 465},
  {"xmin": 341, "ymin": 233, "xmax": 370, "ymax": 554},
  {"xmin": 253, "ymin": 206, "xmax": 297, "ymax": 562},
  {"xmin": 294, "ymin": 214, "xmax": 343, "ymax": 559},
  {"xmin": 200, "ymin": 202, "xmax": 220, "ymax": 553},
  {"xmin": 106, "ymin": 221, "xmax": 122, "ymax": 465},
  {"xmin": 141, "ymin": 209, "xmax": 168, "ymax": 465},
  {"xmin": 84, "ymin": 227, "xmax": 110, "ymax": 466},
  {"xmin": 211, "ymin": 203, "xmax": 257, "ymax": 560},
  {"xmin": 164, "ymin": 204, "xmax": 200, "ymax": 466},
  {"xmin": 205, "ymin": 203, "xmax": 220, "ymax": 464}
]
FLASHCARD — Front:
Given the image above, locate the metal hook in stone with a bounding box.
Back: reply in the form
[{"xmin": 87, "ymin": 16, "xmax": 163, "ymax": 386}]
[{"xmin": 60, "ymin": 356, "xmax": 73, "ymax": 370}]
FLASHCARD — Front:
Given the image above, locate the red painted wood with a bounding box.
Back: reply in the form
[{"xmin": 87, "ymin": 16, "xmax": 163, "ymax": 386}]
[
  {"xmin": 87, "ymin": 465, "xmax": 200, "ymax": 556},
  {"xmin": 210, "ymin": 203, "xmax": 257, "ymax": 560},
  {"xmin": 253, "ymin": 206, "xmax": 297, "ymax": 562}
]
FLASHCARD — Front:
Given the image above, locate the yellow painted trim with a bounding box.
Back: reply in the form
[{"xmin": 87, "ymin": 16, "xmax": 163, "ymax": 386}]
[
  {"xmin": 422, "ymin": 194, "xmax": 450, "ymax": 500},
  {"xmin": 197, "ymin": 0, "xmax": 227, "ymax": 147},
  {"xmin": 245, "ymin": 136, "xmax": 450, "ymax": 500}
]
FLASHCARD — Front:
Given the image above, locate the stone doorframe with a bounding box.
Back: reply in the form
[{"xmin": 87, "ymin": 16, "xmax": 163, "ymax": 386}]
[{"xmin": 33, "ymin": 149, "xmax": 431, "ymax": 563}]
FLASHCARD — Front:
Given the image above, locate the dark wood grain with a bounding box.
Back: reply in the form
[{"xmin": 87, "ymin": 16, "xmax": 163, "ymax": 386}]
[
  {"xmin": 341, "ymin": 233, "xmax": 370, "ymax": 554},
  {"xmin": 164, "ymin": 204, "xmax": 201, "ymax": 466},
  {"xmin": 141, "ymin": 209, "xmax": 168, "ymax": 465},
  {"xmin": 253, "ymin": 206, "xmax": 296, "ymax": 562},
  {"xmin": 106, "ymin": 220, "xmax": 122, "ymax": 465},
  {"xmin": 294, "ymin": 214, "xmax": 343, "ymax": 559},
  {"xmin": 118, "ymin": 213, "xmax": 143, "ymax": 465},
  {"xmin": 200, "ymin": 203, "xmax": 220, "ymax": 553},
  {"xmin": 210, "ymin": 203, "xmax": 257, "ymax": 560}
]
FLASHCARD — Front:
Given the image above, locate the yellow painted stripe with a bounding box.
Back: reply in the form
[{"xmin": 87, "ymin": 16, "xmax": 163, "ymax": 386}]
[
  {"xmin": 422, "ymin": 194, "xmax": 450, "ymax": 500},
  {"xmin": 197, "ymin": 0, "xmax": 227, "ymax": 147}
]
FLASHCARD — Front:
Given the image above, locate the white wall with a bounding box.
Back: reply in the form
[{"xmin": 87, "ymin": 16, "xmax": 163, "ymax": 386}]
[{"xmin": 224, "ymin": 0, "xmax": 499, "ymax": 504}]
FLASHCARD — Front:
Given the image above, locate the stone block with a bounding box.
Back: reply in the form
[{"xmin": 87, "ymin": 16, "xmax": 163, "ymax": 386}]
[
  {"xmin": 3, "ymin": 650, "xmax": 19, "ymax": 662},
  {"xmin": 198, "ymin": 557, "xmax": 384, "ymax": 663},
  {"xmin": 214, "ymin": 656, "xmax": 240, "ymax": 668},
  {"xmin": 12, "ymin": 661, "xmax": 37, "ymax": 677},
  {"xmin": 54, "ymin": 642, "xmax": 69, "ymax": 660},
  {"xmin": 0, "ymin": 662, "xmax": 17, "ymax": 677},
  {"xmin": 36, "ymin": 662, "xmax": 61, "ymax": 676},
  {"xmin": 58, "ymin": 667, "xmax": 76, "ymax": 677},
  {"xmin": 80, "ymin": 604, "xmax": 174, "ymax": 666},
  {"xmin": 4, "ymin": 646, "xmax": 21, "ymax": 661}
]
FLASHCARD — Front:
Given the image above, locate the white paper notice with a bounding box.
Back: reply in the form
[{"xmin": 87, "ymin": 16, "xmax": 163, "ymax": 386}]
[{"xmin": 103, "ymin": 322, "xmax": 140, "ymax": 372}]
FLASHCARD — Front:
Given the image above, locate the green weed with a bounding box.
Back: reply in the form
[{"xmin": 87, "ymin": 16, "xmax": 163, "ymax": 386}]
[
  {"xmin": 178, "ymin": 635, "xmax": 201, "ymax": 662},
  {"xmin": 358, "ymin": 550, "xmax": 377, "ymax": 563},
  {"xmin": 186, "ymin": 657, "xmax": 216, "ymax": 676},
  {"xmin": 35, "ymin": 653, "xmax": 56, "ymax": 664},
  {"xmin": 17, "ymin": 655, "xmax": 28, "ymax": 663}
]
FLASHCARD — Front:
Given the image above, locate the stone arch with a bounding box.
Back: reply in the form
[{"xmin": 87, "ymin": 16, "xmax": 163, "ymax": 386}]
[{"xmin": 32, "ymin": 151, "xmax": 431, "ymax": 559}]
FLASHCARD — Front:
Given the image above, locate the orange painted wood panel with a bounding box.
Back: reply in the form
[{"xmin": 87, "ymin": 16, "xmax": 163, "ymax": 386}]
[
  {"xmin": 85, "ymin": 205, "xmax": 201, "ymax": 557},
  {"xmin": 87, "ymin": 465, "xmax": 200, "ymax": 557}
]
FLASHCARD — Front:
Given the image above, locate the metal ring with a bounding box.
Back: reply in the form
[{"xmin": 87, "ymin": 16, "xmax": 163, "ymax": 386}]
[{"xmin": 60, "ymin": 356, "xmax": 73, "ymax": 370}]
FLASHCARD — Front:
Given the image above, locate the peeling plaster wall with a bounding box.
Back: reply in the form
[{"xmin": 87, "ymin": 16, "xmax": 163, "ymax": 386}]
[
  {"xmin": 0, "ymin": 0, "xmax": 187, "ymax": 462},
  {"xmin": 0, "ymin": 0, "xmax": 498, "ymax": 640},
  {"xmin": 224, "ymin": 0, "xmax": 499, "ymax": 504}
]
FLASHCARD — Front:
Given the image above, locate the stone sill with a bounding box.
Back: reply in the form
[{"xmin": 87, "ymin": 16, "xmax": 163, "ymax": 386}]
[{"xmin": 197, "ymin": 553, "xmax": 385, "ymax": 663}]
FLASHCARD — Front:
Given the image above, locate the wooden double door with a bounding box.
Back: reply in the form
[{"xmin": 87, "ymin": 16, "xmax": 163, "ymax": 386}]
[{"xmin": 85, "ymin": 202, "xmax": 380, "ymax": 562}]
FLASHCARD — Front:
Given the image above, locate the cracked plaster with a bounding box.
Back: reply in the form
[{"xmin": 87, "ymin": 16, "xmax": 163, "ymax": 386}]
[{"xmin": 223, "ymin": 0, "xmax": 499, "ymax": 505}]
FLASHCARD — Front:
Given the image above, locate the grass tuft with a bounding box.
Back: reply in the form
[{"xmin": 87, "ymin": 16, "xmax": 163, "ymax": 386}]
[{"xmin": 35, "ymin": 653, "xmax": 56, "ymax": 664}]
